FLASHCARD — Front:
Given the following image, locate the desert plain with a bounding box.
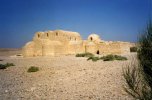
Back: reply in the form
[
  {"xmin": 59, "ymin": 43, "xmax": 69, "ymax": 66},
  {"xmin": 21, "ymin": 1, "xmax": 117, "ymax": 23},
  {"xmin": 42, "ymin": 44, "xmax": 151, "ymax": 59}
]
[{"xmin": 0, "ymin": 48, "xmax": 135, "ymax": 100}]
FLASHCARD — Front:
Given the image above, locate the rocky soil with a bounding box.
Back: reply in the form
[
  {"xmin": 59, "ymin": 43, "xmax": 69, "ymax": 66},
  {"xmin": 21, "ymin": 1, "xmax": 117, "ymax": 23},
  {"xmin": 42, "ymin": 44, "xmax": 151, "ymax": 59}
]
[{"xmin": 0, "ymin": 50, "xmax": 135, "ymax": 100}]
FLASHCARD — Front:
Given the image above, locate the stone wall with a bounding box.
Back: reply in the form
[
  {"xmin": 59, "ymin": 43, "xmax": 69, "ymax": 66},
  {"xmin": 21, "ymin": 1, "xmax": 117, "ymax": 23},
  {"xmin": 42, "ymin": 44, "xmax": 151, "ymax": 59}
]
[
  {"xmin": 22, "ymin": 30, "xmax": 84, "ymax": 57},
  {"xmin": 22, "ymin": 30, "xmax": 135, "ymax": 57}
]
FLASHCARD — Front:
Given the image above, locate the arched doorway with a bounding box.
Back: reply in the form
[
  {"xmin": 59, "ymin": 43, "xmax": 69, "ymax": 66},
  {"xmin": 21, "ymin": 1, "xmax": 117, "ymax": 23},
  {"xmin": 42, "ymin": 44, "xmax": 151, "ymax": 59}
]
[
  {"xmin": 96, "ymin": 50, "xmax": 100, "ymax": 54},
  {"xmin": 90, "ymin": 37, "xmax": 93, "ymax": 41}
]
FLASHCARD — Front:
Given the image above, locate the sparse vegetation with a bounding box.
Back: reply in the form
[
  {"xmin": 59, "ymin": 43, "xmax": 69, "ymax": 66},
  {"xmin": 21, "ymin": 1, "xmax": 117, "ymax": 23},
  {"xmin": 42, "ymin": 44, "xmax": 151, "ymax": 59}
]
[
  {"xmin": 130, "ymin": 47, "xmax": 137, "ymax": 52},
  {"xmin": 114, "ymin": 55, "xmax": 128, "ymax": 60},
  {"xmin": 86, "ymin": 54, "xmax": 127, "ymax": 62},
  {"xmin": 5, "ymin": 63, "xmax": 15, "ymax": 66},
  {"xmin": 100, "ymin": 54, "xmax": 127, "ymax": 61},
  {"xmin": 76, "ymin": 52, "xmax": 94, "ymax": 57},
  {"xmin": 0, "ymin": 64, "xmax": 7, "ymax": 69},
  {"xmin": 87, "ymin": 56, "xmax": 100, "ymax": 62},
  {"xmin": 100, "ymin": 55, "xmax": 115, "ymax": 61},
  {"xmin": 76, "ymin": 52, "xmax": 127, "ymax": 62},
  {"xmin": 28, "ymin": 66, "xmax": 39, "ymax": 72},
  {"xmin": 0, "ymin": 63, "xmax": 15, "ymax": 69},
  {"xmin": 16, "ymin": 54, "xmax": 22, "ymax": 56},
  {"xmin": 123, "ymin": 22, "xmax": 152, "ymax": 100}
]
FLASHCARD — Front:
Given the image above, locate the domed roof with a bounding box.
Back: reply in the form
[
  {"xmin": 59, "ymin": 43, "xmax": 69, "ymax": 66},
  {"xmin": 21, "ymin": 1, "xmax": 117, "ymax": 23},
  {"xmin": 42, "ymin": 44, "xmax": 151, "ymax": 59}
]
[
  {"xmin": 24, "ymin": 41, "xmax": 35, "ymax": 48},
  {"xmin": 88, "ymin": 34, "xmax": 101, "ymax": 43}
]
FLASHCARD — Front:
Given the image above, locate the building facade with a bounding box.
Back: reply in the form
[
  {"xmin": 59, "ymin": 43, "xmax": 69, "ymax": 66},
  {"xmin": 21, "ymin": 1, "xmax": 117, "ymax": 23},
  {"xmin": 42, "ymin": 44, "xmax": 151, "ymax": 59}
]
[{"xmin": 22, "ymin": 30, "xmax": 134, "ymax": 57}]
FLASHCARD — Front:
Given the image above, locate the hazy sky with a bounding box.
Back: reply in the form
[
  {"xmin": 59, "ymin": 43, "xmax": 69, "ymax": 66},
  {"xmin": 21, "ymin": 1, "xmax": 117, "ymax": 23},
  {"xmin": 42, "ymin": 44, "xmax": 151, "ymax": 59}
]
[{"xmin": 0, "ymin": 0, "xmax": 151, "ymax": 48}]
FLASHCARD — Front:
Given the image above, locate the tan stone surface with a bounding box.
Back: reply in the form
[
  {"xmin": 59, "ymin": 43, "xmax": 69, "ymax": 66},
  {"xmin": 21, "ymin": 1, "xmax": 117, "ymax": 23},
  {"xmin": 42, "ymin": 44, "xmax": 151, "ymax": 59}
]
[{"xmin": 22, "ymin": 30, "xmax": 135, "ymax": 57}]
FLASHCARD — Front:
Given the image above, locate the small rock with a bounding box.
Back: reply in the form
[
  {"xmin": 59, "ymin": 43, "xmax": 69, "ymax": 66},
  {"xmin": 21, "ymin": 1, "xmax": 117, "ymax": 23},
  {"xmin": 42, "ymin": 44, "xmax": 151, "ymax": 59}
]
[
  {"xmin": 5, "ymin": 90, "xmax": 8, "ymax": 93},
  {"xmin": 30, "ymin": 87, "xmax": 36, "ymax": 91}
]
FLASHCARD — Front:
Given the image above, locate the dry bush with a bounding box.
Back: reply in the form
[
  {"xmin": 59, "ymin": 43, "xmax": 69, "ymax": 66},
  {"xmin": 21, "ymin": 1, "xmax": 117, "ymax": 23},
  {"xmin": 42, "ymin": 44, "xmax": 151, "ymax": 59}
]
[
  {"xmin": 0, "ymin": 63, "xmax": 15, "ymax": 69},
  {"xmin": 123, "ymin": 22, "xmax": 152, "ymax": 100},
  {"xmin": 28, "ymin": 66, "xmax": 39, "ymax": 72},
  {"xmin": 76, "ymin": 52, "xmax": 94, "ymax": 57}
]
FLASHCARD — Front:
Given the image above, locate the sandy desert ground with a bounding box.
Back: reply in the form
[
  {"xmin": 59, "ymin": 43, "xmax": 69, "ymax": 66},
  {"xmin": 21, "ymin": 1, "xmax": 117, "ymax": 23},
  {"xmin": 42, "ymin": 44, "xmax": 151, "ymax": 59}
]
[
  {"xmin": 0, "ymin": 48, "xmax": 21, "ymax": 57},
  {"xmin": 0, "ymin": 49, "xmax": 135, "ymax": 100}
]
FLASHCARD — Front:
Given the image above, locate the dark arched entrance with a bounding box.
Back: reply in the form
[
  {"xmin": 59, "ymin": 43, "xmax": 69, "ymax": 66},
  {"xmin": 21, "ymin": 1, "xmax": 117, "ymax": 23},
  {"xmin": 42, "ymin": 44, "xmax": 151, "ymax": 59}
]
[
  {"xmin": 90, "ymin": 37, "xmax": 93, "ymax": 41},
  {"xmin": 96, "ymin": 50, "xmax": 100, "ymax": 54}
]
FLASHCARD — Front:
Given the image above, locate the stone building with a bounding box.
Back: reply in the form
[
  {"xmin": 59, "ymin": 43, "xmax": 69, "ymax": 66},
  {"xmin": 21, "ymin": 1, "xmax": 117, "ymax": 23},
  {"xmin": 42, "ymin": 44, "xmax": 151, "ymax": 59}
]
[{"xmin": 22, "ymin": 30, "xmax": 134, "ymax": 57}]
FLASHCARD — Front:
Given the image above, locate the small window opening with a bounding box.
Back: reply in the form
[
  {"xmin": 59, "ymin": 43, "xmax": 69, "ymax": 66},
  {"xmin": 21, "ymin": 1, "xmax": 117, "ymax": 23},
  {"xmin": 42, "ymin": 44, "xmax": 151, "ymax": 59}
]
[
  {"xmin": 38, "ymin": 34, "xmax": 40, "ymax": 38},
  {"xmin": 90, "ymin": 37, "xmax": 93, "ymax": 41},
  {"xmin": 97, "ymin": 50, "xmax": 100, "ymax": 54},
  {"xmin": 56, "ymin": 32, "xmax": 58, "ymax": 36},
  {"xmin": 75, "ymin": 38, "xmax": 77, "ymax": 41}
]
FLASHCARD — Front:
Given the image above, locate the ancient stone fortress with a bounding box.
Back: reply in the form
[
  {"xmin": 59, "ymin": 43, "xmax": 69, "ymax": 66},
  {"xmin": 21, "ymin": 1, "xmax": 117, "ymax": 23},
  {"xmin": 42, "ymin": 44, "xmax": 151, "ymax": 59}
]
[{"xmin": 22, "ymin": 30, "xmax": 134, "ymax": 57}]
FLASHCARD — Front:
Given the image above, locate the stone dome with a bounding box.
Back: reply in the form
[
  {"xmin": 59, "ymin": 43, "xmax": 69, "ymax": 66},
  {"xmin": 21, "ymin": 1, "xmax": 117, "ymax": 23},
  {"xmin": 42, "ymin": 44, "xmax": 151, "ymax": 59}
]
[
  {"xmin": 24, "ymin": 41, "xmax": 35, "ymax": 48},
  {"xmin": 88, "ymin": 34, "xmax": 101, "ymax": 43}
]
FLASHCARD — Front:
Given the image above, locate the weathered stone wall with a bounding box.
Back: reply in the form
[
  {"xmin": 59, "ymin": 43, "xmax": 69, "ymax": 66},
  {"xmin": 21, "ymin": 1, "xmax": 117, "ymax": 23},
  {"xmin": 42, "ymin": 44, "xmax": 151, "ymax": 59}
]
[
  {"xmin": 22, "ymin": 41, "xmax": 35, "ymax": 57},
  {"xmin": 68, "ymin": 41, "xmax": 84, "ymax": 54},
  {"xmin": 34, "ymin": 30, "xmax": 82, "ymax": 42},
  {"xmin": 22, "ymin": 30, "xmax": 83, "ymax": 57},
  {"xmin": 96, "ymin": 42, "xmax": 132, "ymax": 55},
  {"xmin": 85, "ymin": 42, "xmax": 99, "ymax": 54},
  {"xmin": 22, "ymin": 30, "xmax": 135, "ymax": 57}
]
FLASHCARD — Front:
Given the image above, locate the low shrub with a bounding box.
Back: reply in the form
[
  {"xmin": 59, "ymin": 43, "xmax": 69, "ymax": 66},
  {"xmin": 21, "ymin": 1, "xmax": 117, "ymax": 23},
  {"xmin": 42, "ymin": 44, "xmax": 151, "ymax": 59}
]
[
  {"xmin": 28, "ymin": 66, "xmax": 39, "ymax": 72},
  {"xmin": 87, "ymin": 56, "xmax": 100, "ymax": 62},
  {"xmin": 0, "ymin": 63, "xmax": 15, "ymax": 69},
  {"xmin": 76, "ymin": 52, "xmax": 94, "ymax": 57},
  {"xmin": 0, "ymin": 64, "xmax": 7, "ymax": 69},
  {"xmin": 100, "ymin": 54, "xmax": 127, "ymax": 61},
  {"xmin": 100, "ymin": 54, "xmax": 115, "ymax": 61},
  {"xmin": 76, "ymin": 53, "xmax": 85, "ymax": 57},
  {"xmin": 123, "ymin": 22, "xmax": 152, "ymax": 100},
  {"xmin": 85, "ymin": 52, "xmax": 94, "ymax": 57},
  {"xmin": 76, "ymin": 53, "xmax": 127, "ymax": 62},
  {"xmin": 123, "ymin": 64, "xmax": 142, "ymax": 99},
  {"xmin": 16, "ymin": 54, "xmax": 22, "ymax": 56},
  {"xmin": 114, "ymin": 55, "xmax": 128, "ymax": 60},
  {"xmin": 130, "ymin": 47, "xmax": 137, "ymax": 52},
  {"xmin": 5, "ymin": 63, "xmax": 15, "ymax": 66}
]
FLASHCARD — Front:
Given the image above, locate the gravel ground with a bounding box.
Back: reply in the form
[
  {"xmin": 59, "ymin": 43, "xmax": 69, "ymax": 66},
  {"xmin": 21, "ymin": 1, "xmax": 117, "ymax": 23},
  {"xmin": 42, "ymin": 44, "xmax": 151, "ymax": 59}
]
[{"xmin": 0, "ymin": 52, "xmax": 136, "ymax": 100}]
